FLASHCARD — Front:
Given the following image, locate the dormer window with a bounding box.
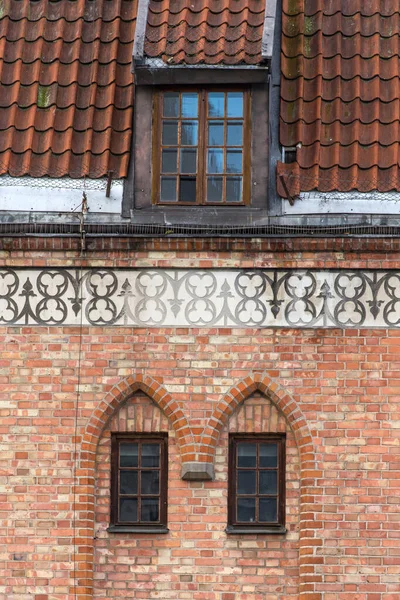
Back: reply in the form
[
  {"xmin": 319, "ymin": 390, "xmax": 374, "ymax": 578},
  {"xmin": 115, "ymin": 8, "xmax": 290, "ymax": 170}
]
[{"xmin": 152, "ymin": 89, "xmax": 251, "ymax": 205}]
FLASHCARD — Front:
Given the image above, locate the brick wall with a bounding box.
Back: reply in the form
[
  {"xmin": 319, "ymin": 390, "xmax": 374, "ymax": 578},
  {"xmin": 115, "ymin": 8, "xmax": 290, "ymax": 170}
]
[
  {"xmin": 93, "ymin": 392, "xmax": 300, "ymax": 599},
  {"xmin": 1, "ymin": 239, "xmax": 399, "ymax": 600}
]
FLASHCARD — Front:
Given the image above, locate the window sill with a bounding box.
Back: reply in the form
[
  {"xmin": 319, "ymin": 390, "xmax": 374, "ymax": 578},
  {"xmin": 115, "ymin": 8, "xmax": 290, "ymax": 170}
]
[
  {"xmin": 107, "ymin": 526, "xmax": 169, "ymax": 534},
  {"xmin": 225, "ymin": 525, "xmax": 287, "ymax": 535}
]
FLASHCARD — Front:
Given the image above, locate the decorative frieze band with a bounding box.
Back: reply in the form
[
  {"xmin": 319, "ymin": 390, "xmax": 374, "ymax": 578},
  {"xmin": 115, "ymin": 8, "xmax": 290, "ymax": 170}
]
[{"xmin": 0, "ymin": 268, "xmax": 400, "ymax": 328}]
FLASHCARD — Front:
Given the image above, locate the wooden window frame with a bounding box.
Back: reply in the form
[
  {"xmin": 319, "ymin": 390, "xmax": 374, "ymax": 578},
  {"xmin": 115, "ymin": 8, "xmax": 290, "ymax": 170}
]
[
  {"xmin": 109, "ymin": 433, "xmax": 168, "ymax": 533},
  {"xmin": 152, "ymin": 87, "xmax": 251, "ymax": 206},
  {"xmin": 227, "ymin": 433, "xmax": 286, "ymax": 534}
]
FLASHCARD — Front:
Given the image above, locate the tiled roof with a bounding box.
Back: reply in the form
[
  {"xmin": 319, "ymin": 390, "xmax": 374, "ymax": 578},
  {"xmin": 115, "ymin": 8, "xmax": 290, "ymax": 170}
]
[
  {"xmin": 279, "ymin": 0, "xmax": 400, "ymax": 197},
  {"xmin": 144, "ymin": 0, "xmax": 266, "ymax": 65},
  {"xmin": 0, "ymin": 0, "xmax": 136, "ymax": 178}
]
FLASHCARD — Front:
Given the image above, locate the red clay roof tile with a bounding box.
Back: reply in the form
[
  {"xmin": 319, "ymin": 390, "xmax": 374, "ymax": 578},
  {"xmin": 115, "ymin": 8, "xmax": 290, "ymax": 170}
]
[
  {"xmin": 144, "ymin": 0, "xmax": 266, "ymax": 65},
  {"xmin": 0, "ymin": 0, "xmax": 136, "ymax": 178},
  {"xmin": 0, "ymin": 0, "xmax": 268, "ymax": 179},
  {"xmin": 279, "ymin": 0, "xmax": 400, "ymax": 196}
]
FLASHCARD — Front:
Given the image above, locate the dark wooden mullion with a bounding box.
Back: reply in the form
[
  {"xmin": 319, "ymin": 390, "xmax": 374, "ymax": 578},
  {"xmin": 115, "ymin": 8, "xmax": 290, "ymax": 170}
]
[
  {"xmin": 198, "ymin": 89, "xmax": 206, "ymax": 205},
  {"xmin": 243, "ymin": 90, "xmax": 251, "ymax": 205},
  {"xmin": 255, "ymin": 441, "xmax": 260, "ymax": 522},
  {"xmin": 222, "ymin": 92, "xmax": 228, "ymax": 204},
  {"xmin": 176, "ymin": 94, "xmax": 182, "ymax": 202},
  {"xmin": 152, "ymin": 92, "xmax": 161, "ymax": 205}
]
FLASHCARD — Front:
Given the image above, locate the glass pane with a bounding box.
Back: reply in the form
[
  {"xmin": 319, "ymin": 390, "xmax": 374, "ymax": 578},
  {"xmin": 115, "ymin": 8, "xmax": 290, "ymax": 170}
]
[
  {"xmin": 120, "ymin": 443, "xmax": 138, "ymax": 467},
  {"xmin": 181, "ymin": 149, "xmax": 197, "ymax": 173},
  {"xmin": 182, "ymin": 121, "xmax": 198, "ymax": 145},
  {"xmin": 207, "ymin": 177, "xmax": 223, "ymax": 202},
  {"xmin": 259, "ymin": 497, "xmax": 278, "ymax": 522},
  {"xmin": 226, "ymin": 177, "xmax": 242, "ymax": 202},
  {"xmin": 227, "ymin": 92, "xmax": 243, "ymax": 117},
  {"xmin": 208, "ymin": 92, "xmax": 225, "ymax": 117},
  {"xmin": 160, "ymin": 177, "xmax": 177, "ymax": 202},
  {"xmin": 207, "ymin": 149, "xmax": 223, "ymax": 174},
  {"xmin": 141, "ymin": 471, "xmax": 160, "ymax": 495},
  {"xmin": 141, "ymin": 498, "xmax": 159, "ymax": 522},
  {"xmin": 162, "ymin": 121, "xmax": 178, "ymax": 145},
  {"xmin": 227, "ymin": 123, "xmax": 243, "ymax": 146},
  {"xmin": 226, "ymin": 150, "xmax": 242, "ymax": 173},
  {"xmin": 237, "ymin": 497, "xmax": 256, "ymax": 522},
  {"xmin": 162, "ymin": 149, "xmax": 177, "ymax": 173},
  {"xmin": 120, "ymin": 471, "xmax": 138, "ymax": 495},
  {"xmin": 120, "ymin": 498, "xmax": 138, "ymax": 522},
  {"xmin": 182, "ymin": 93, "xmax": 198, "ymax": 117},
  {"xmin": 259, "ymin": 471, "xmax": 278, "ymax": 495},
  {"xmin": 237, "ymin": 443, "xmax": 256, "ymax": 468},
  {"xmin": 179, "ymin": 177, "xmax": 197, "ymax": 203},
  {"xmin": 260, "ymin": 444, "xmax": 278, "ymax": 468},
  {"xmin": 208, "ymin": 121, "xmax": 224, "ymax": 146},
  {"xmin": 163, "ymin": 92, "xmax": 179, "ymax": 117},
  {"xmin": 142, "ymin": 444, "xmax": 160, "ymax": 468},
  {"xmin": 237, "ymin": 470, "xmax": 256, "ymax": 495}
]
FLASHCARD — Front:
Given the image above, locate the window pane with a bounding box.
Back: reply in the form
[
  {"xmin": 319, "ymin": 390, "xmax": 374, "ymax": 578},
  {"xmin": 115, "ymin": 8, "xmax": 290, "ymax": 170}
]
[
  {"xmin": 207, "ymin": 149, "xmax": 223, "ymax": 174},
  {"xmin": 120, "ymin": 471, "xmax": 138, "ymax": 495},
  {"xmin": 163, "ymin": 92, "xmax": 179, "ymax": 117},
  {"xmin": 208, "ymin": 121, "xmax": 224, "ymax": 146},
  {"xmin": 182, "ymin": 93, "xmax": 198, "ymax": 117},
  {"xmin": 162, "ymin": 149, "xmax": 178, "ymax": 173},
  {"xmin": 226, "ymin": 150, "xmax": 242, "ymax": 174},
  {"xmin": 259, "ymin": 497, "xmax": 278, "ymax": 522},
  {"xmin": 260, "ymin": 444, "xmax": 278, "ymax": 468},
  {"xmin": 237, "ymin": 470, "xmax": 256, "ymax": 495},
  {"xmin": 227, "ymin": 92, "xmax": 243, "ymax": 117},
  {"xmin": 120, "ymin": 498, "xmax": 138, "ymax": 522},
  {"xmin": 181, "ymin": 121, "xmax": 198, "ymax": 145},
  {"xmin": 120, "ymin": 443, "xmax": 138, "ymax": 467},
  {"xmin": 162, "ymin": 121, "xmax": 178, "ymax": 145},
  {"xmin": 227, "ymin": 123, "xmax": 243, "ymax": 146},
  {"xmin": 226, "ymin": 177, "xmax": 242, "ymax": 202},
  {"xmin": 237, "ymin": 443, "xmax": 256, "ymax": 468},
  {"xmin": 142, "ymin": 444, "xmax": 160, "ymax": 468},
  {"xmin": 181, "ymin": 149, "xmax": 197, "ymax": 173},
  {"xmin": 207, "ymin": 177, "xmax": 223, "ymax": 202},
  {"xmin": 160, "ymin": 177, "xmax": 177, "ymax": 202},
  {"xmin": 141, "ymin": 471, "xmax": 160, "ymax": 495},
  {"xmin": 259, "ymin": 471, "xmax": 278, "ymax": 495},
  {"xmin": 141, "ymin": 498, "xmax": 159, "ymax": 522},
  {"xmin": 208, "ymin": 92, "xmax": 225, "ymax": 117},
  {"xmin": 179, "ymin": 177, "xmax": 197, "ymax": 203},
  {"xmin": 237, "ymin": 498, "xmax": 256, "ymax": 522}
]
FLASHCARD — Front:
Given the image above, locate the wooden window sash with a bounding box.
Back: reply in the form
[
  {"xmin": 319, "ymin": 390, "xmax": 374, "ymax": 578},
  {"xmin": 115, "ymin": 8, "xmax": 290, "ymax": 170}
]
[
  {"xmin": 228, "ymin": 434, "xmax": 286, "ymax": 529},
  {"xmin": 153, "ymin": 88, "xmax": 250, "ymax": 206},
  {"xmin": 110, "ymin": 433, "xmax": 168, "ymax": 528}
]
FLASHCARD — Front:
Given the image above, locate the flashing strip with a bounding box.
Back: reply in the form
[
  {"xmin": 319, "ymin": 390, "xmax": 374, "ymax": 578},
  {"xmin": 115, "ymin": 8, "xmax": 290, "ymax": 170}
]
[
  {"xmin": 132, "ymin": 0, "xmax": 151, "ymax": 67},
  {"xmin": 262, "ymin": 0, "xmax": 277, "ymax": 60}
]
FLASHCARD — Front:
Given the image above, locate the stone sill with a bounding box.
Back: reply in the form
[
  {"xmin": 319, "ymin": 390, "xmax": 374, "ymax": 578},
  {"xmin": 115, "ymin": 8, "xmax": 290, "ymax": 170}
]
[
  {"xmin": 225, "ymin": 525, "xmax": 286, "ymax": 535},
  {"xmin": 107, "ymin": 526, "xmax": 169, "ymax": 534}
]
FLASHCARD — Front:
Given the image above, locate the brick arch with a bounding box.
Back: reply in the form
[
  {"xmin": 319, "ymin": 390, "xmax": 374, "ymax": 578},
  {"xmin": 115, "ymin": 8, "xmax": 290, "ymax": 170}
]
[
  {"xmin": 82, "ymin": 374, "xmax": 193, "ymax": 458},
  {"xmin": 201, "ymin": 372, "xmax": 322, "ymax": 600},
  {"xmin": 70, "ymin": 374, "xmax": 194, "ymax": 600},
  {"xmin": 200, "ymin": 373, "xmax": 315, "ymax": 465}
]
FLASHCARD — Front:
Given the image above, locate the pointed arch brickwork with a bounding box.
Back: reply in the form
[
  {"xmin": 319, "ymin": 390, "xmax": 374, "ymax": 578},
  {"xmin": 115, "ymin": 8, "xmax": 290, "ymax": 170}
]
[
  {"xmin": 70, "ymin": 374, "xmax": 194, "ymax": 600},
  {"xmin": 200, "ymin": 372, "xmax": 323, "ymax": 600}
]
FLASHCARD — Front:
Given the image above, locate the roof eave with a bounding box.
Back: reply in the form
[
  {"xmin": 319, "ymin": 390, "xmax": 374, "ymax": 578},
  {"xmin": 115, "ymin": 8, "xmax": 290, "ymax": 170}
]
[{"xmin": 134, "ymin": 59, "xmax": 269, "ymax": 85}]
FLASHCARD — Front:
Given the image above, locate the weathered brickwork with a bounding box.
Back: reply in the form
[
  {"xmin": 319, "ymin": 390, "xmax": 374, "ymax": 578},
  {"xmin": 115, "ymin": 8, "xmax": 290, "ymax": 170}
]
[{"xmin": 0, "ymin": 241, "xmax": 399, "ymax": 600}]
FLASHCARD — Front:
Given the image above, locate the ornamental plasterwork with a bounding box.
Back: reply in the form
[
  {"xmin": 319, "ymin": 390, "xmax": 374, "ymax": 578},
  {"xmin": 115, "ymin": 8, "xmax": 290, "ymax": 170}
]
[{"xmin": 0, "ymin": 268, "xmax": 400, "ymax": 328}]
